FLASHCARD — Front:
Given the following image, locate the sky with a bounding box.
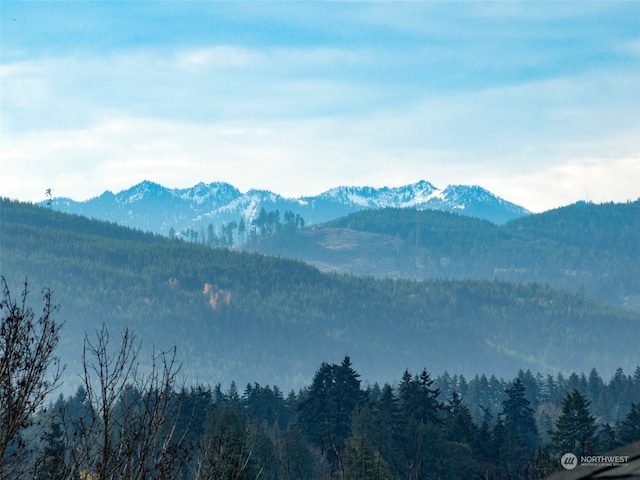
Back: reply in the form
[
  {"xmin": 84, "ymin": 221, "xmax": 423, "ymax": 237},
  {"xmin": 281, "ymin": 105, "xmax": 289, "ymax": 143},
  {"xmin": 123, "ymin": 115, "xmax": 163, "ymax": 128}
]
[{"xmin": 1, "ymin": 1, "xmax": 639, "ymax": 213}]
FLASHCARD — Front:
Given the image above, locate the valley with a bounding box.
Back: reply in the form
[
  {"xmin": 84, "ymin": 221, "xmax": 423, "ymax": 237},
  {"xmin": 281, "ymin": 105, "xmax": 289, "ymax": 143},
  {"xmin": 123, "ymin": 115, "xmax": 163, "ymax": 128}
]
[{"xmin": 1, "ymin": 198, "xmax": 638, "ymax": 392}]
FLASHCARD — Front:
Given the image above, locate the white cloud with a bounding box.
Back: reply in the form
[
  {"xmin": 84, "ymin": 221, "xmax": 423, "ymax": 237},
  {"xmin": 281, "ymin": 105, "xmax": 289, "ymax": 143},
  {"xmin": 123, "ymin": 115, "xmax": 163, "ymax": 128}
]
[
  {"xmin": 479, "ymin": 156, "xmax": 640, "ymax": 213},
  {"xmin": 2, "ymin": 4, "xmax": 638, "ymax": 212},
  {"xmin": 173, "ymin": 46, "xmax": 264, "ymax": 70},
  {"xmin": 620, "ymin": 39, "xmax": 640, "ymax": 57},
  {"xmin": 3, "ymin": 86, "xmax": 637, "ymax": 211}
]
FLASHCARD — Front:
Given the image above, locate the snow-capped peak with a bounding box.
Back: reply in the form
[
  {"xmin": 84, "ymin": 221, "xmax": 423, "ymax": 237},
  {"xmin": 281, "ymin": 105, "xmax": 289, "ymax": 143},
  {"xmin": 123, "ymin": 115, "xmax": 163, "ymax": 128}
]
[{"xmin": 45, "ymin": 179, "xmax": 530, "ymax": 235}]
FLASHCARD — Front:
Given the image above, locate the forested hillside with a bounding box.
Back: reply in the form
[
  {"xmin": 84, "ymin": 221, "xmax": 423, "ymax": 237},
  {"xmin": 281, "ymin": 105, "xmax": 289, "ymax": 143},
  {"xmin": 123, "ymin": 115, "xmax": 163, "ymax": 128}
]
[
  {"xmin": 1, "ymin": 198, "xmax": 639, "ymax": 392},
  {"xmin": 3, "ymin": 308, "xmax": 640, "ymax": 480},
  {"xmin": 243, "ymin": 201, "xmax": 640, "ymax": 309}
]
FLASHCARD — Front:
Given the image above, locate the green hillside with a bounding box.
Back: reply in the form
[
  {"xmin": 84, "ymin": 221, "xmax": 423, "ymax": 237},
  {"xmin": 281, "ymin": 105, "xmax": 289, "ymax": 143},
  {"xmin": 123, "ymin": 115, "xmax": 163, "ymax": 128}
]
[
  {"xmin": 1, "ymin": 199, "xmax": 639, "ymax": 391},
  {"xmin": 244, "ymin": 201, "xmax": 640, "ymax": 309}
]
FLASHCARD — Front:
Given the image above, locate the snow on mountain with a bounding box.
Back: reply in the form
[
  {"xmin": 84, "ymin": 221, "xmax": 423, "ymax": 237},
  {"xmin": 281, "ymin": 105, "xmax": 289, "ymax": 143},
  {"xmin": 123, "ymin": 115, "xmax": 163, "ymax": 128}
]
[
  {"xmin": 173, "ymin": 181, "xmax": 242, "ymax": 206},
  {"xmin": 115, "ymin": 180, "xmax": 165, "ymax": 204},
  {"xmin": 434, "ymin": 185, "xmax": 532, "ymax": 223},
  {"xmin": 45, "ymin": 179, "xmax": 530, "ymax": 235},
  {"xmin": 315, "ymin": 180, "xmax": 440, "ymax": 209},
  {"xmin": 208, "ymin": 189, "xmax": 287, "ymax": 223}
]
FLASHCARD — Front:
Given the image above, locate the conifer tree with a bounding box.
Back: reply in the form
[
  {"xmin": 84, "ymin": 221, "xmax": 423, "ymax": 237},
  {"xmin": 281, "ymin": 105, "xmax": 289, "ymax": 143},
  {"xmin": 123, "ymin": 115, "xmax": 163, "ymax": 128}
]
[
  {"xmin": 596, "ymin": 423, "xmax": 619, "ymax": 452},
  {"xmin": 398, "ymin": 368, "xmax": 441, "ymax": 425},
  {"xmin": 492, "ymin": 380, "xmax": 541, "ymax": 480},
  {"xmin": 475, "ymin": 407, "xmax": 494, "ymax": 465},
  {"xmin": 297, "ymin": 356, "xmax": 365, "ymax": 474},
  {"xmin": 618, "ymin": 403, "xmax": 640, "ymax": 445},
  {"xmin": 501, "ymin": 379, "xmax": 539, "ymax": 453},
  {"xmin": 445, "ymin": 391, "xmax": 478, "ymax": 449},
  {"xmin": 550, "ymin": 389, "xmax": 597, "ymax": 457},
  {"xmin": 373, "ymin": 384, "xmax": 399, "ymax": 443},
  {"xmin": 491, "ymin": 416, "xmax": 508, "ymax": 464},
  {"xmin": 34, "ymin": 420, "xmax": 68, "ymax": 480}
]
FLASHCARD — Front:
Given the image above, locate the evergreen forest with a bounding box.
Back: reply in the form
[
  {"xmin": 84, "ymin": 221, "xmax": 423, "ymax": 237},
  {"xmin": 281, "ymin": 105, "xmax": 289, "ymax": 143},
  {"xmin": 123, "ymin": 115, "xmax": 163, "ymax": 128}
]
[
  {"xmin": 1, "ymin": 199, "xmax": 639, "ymax": 389},
  {"xmin": 243, "ymin": 201, "xmax": 640, "ymax": 310},
  {"xmin": 2, "ymin": 286, "xmax": 639, "ymax": 479},
  {"xmin": 1, "ymin": 198, "xmax": 639, "ymax": 478}
]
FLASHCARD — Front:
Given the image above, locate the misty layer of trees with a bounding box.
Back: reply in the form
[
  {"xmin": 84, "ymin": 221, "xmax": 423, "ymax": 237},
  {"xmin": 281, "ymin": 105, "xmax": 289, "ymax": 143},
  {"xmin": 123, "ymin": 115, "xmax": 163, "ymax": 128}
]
[
  {"xmin": 174, "ymin": 209, "xmax": 305, "ymax": 247},
  {"xmin": 2, "ymin": 279, "xmax": 640, "ymax": 480},
  {"xmin": 3, "ymin": 197, "xmax": 640, "ymax": 391}
]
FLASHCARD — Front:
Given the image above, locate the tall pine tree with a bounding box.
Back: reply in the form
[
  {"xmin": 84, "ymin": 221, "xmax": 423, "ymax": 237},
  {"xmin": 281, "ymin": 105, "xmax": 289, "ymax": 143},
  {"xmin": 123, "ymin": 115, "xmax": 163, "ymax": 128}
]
[
  {"xmin": 550, "ymin": 389, "xmax": 597, "ymax": 456},
  {"xmin": 502, "ymin": 379, "xmax": 539, "ymax": 453}
]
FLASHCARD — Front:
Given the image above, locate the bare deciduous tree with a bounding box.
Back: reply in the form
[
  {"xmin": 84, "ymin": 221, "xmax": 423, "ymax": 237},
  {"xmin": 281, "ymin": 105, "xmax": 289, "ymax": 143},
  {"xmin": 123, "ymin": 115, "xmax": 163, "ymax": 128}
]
[
  {"xmin": 70, "ymin": 324, "xmax": 190, "ymax": 480},
  {"xmin": 0, "ymin": 277, "xmax": 63, "ymax": 479}
]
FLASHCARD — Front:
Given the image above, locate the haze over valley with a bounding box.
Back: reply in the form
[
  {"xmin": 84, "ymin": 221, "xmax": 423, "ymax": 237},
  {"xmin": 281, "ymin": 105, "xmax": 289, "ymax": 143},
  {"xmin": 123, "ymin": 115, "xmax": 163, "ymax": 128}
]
[
  {"xmin": 3, "ymin": 193, "xmax": 638, "ymax": 391},
  {"xmin": 2, "ymin": 2, "xmax": 639, "ymax": 476},
  {"xmin": 2, "ymin": 186, "xmax": 639, "ymax": 479}
]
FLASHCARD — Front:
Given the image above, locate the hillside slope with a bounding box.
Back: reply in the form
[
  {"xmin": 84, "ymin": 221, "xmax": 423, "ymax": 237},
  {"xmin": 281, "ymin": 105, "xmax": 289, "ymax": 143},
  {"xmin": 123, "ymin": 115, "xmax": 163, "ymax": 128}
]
[
  {"xmin": 243, "ymin": 201, "xmax": 640, "ymax": 309},
  {"xmin": 1, "ymin": 199, "xmax": 638, "ymax": 391}
]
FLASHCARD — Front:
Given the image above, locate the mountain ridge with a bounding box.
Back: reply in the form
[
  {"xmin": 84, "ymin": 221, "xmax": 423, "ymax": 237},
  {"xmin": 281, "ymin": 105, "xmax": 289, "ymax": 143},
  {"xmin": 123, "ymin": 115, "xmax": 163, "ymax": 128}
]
[
  {"xmin": 45, "ymin": 179, "xmax": 530, "ymax": 235},
  {"xmin": 242, "ymin": 201, "xmax": 640, "ymax": 310}
]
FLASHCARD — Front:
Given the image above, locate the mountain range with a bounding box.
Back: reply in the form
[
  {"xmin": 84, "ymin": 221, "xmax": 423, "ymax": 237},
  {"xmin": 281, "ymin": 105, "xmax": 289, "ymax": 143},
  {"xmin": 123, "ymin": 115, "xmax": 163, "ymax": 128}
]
[{"xmin": 45, "ymin": 180, "xmax": 531, "ymax": 235}]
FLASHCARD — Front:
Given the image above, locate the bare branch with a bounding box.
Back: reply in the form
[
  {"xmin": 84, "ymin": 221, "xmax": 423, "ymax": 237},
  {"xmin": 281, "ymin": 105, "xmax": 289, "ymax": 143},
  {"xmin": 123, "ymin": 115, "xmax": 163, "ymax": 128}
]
[
  {"xmin": 0, "ymin": 276, "xmax": 63, "ymax": 478},
  {"xmin": 71, "ymin": 325, "xmax": 188, "ymax": 480}
]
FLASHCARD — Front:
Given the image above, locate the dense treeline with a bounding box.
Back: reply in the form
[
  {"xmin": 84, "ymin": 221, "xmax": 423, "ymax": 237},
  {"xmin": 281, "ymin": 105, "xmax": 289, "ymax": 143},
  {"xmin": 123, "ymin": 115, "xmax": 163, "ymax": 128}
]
[
  {"xmin": 1, "ymin": 276, "xmax": 638, "ymax": 479},
  {"xmin": 8, "ymin": 348, "xmax": 640, "ymax": 479},
  {"xmin": 2, "ymin": 198, "xmax": 640, "ymax": 479},
  {"xmin": 2, "ymin": 198, "xmax": 639, "ymax": 391},
  {"xmin": 244, "ymin": 201, "xmax": 640, "ymax": 309},
  {"xmin": 175, "ymin": 208, "xmax": 305, "ymax": 247}
]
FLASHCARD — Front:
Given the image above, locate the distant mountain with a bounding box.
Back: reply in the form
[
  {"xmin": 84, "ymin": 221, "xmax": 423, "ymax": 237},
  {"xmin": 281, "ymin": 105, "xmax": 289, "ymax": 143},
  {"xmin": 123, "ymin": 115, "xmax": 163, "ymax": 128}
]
[
  {"xmin": 1, "ymin": 199, "xmax": 638, "ymax": 392},
  {"xmin": 243, "ymin": 201, "xmax": 640, "ymax": 310},
  {"xmin": 45, "ymin": 180, "xmax": 530, "ymax": 235},
  {"xmin": 50, "ymin": 180, "xmax": 244, "ymax": 234}
]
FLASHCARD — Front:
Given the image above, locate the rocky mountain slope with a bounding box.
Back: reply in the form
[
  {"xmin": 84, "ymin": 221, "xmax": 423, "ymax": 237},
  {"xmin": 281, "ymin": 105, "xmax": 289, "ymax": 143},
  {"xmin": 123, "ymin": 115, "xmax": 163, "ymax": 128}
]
[{"xmin": 46, "ymin": 180, "xmax": 530, "ymax": 235}]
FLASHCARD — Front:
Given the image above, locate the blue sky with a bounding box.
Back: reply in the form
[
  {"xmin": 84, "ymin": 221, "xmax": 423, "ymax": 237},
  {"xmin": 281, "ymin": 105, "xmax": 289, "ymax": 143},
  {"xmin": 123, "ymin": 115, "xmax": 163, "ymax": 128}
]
[{"xmin": 1, "ymin": 1, "xmax": 638, "ymax": 212}]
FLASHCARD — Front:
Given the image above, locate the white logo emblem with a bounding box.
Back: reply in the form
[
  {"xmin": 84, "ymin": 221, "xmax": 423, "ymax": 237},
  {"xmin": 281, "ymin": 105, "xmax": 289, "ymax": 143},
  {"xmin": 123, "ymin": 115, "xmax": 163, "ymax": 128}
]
[{"xmin": 561, "ymin": 453, "xmax": 578, "ymax": 470}]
